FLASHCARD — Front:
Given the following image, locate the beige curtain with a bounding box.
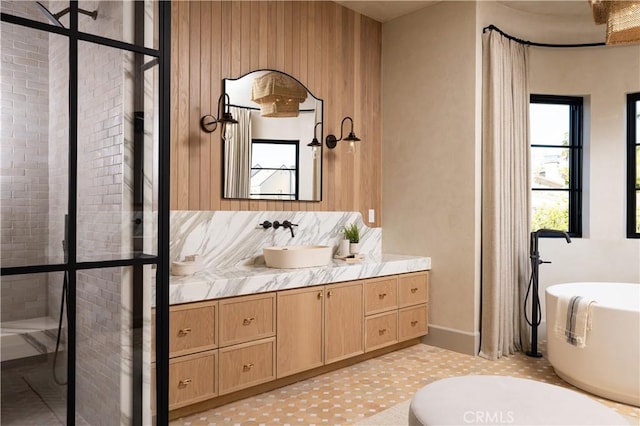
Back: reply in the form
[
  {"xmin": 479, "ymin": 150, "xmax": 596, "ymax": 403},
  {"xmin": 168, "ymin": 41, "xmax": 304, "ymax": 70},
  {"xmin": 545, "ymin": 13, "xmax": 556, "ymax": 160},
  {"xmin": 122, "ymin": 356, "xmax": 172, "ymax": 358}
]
[
  {"xmin": 224, "ymin": 107, "xmax": 252, "ymax": 198},
  {"xmin": 480, "ymin": 30, "xmax": 531, "ymax": 360}
]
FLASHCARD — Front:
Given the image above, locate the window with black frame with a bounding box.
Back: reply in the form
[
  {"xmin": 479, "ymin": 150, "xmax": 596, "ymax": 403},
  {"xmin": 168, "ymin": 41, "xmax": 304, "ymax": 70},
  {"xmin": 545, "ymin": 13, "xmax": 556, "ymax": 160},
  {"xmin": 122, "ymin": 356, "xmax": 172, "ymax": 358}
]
[
  {"xmin": 530, "ymin": 95, "xmax": 583, "ymax": 237},
  {"xmin": 250, "ymin": 139, "xmax": 299, "ymax": 200},
  {"xmin": 628, "ymin": 92, "xmax": 640, "ymax": 238}
]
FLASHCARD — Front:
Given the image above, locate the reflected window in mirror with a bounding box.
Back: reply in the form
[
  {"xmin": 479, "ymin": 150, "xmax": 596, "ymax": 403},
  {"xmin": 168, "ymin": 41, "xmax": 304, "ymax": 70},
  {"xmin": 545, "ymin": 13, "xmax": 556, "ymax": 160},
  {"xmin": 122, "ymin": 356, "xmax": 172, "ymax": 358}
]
[
  {"xmin": 222, "ymin": 70, "xmax": 323, "ymax": 201},
  {"xmin": 250, "ymin": 140, "xmax": 298, "ymax": 200}
]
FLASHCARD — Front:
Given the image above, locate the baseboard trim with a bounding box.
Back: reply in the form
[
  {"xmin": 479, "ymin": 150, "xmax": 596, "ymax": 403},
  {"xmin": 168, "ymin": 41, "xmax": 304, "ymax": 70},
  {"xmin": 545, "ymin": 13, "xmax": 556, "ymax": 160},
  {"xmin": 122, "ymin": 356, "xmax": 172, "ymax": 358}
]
[{"xmin": 422, "ymin": 324, "xmax": 479, "ymax": 355}]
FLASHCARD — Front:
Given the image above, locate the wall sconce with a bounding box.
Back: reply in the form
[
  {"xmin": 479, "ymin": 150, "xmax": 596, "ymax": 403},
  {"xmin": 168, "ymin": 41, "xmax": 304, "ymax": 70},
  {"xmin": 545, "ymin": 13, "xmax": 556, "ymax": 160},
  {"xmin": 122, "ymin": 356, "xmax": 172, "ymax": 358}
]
[
  {"xmin": 307, "ymin": 122, "xmax": 322, "ymax": 159},
  {"xmin": 325, "ymin": 116, "xmax": 361, "ymax": 153},
  {"xmin": 200, "ymin": 93, "xmax": 238, "ymax": 133}
]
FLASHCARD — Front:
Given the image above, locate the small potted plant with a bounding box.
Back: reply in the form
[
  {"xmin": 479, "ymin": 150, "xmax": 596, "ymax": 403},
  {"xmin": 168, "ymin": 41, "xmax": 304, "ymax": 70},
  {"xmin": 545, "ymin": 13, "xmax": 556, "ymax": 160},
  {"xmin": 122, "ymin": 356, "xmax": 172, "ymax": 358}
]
[{"xmin": 342, "ymin": 223, "xmax": 360, "ymax": 255}]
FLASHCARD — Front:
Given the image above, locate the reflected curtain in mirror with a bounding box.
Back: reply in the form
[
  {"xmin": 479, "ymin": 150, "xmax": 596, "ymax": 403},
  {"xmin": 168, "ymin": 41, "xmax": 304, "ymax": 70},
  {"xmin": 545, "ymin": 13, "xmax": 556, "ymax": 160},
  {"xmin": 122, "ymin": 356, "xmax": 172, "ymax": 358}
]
[{"xmin": 224, "ymin": 107, "xmax": 252, "ymax": 198}]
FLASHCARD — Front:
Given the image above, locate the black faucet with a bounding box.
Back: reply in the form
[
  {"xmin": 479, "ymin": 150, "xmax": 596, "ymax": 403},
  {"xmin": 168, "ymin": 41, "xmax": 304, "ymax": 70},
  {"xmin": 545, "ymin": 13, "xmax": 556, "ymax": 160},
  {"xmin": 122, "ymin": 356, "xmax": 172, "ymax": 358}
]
[
  {"xmin": 273, "ymin": 220, "xmax": 298, "ymax": 238},
  {"xmin": 526, "ymin": 228, "xmax": 571, "ymax": 358}
]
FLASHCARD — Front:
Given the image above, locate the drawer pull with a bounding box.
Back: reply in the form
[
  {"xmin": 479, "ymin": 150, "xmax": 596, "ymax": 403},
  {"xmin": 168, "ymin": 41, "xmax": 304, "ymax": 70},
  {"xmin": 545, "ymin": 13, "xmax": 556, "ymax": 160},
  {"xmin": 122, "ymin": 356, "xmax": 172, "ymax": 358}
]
[
  {"xmin": 378, "ymin": 293, "xmax": 387, "ymax": 299},
  {"xmin": 411, "ymin": 287, "xmax": 418, "ymax": 293},
  {"xmin": 378, "ymin": 328, "xmax": 387, "ymax": 335},
  {"xmin": 411, "ymin": 320, "xmax": 419, "ymax": 326},
  {"xmin": 242, "ymin": 317, "xmax": 255, "ymax": 326},
  {"xmin": 243, "ymin": 363, "xmax": 254, "ymax": 372},
  {"xmin": 318, "ymin": 291, "xmax": 323, "ymax": 299},
  {"xmin": 327, "ymin": 291, "xmax": 333, "ymax": 297},
  {"xmin": 178, "ymin": 328, "xmax": 192, "ymax": 336},
  {"xmin": 178, "ymin": 378, "xmax": 192, "ymax": 388}
]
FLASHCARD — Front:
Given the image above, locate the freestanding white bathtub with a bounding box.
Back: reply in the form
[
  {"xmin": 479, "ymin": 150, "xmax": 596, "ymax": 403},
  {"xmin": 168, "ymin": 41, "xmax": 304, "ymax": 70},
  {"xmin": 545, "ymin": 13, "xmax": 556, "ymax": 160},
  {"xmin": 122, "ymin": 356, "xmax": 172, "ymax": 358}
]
[{"xmin": 546, "ymin": 282, "xmax": 640, "ymax": 407}]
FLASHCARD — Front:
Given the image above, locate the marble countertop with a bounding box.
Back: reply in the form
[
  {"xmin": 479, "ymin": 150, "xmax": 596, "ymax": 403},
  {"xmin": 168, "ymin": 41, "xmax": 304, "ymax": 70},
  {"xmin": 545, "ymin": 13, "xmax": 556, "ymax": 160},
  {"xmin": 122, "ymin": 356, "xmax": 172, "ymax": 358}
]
[{"xmin": 169, "ymin": 254, "xmax": 431, "ymax": 304}]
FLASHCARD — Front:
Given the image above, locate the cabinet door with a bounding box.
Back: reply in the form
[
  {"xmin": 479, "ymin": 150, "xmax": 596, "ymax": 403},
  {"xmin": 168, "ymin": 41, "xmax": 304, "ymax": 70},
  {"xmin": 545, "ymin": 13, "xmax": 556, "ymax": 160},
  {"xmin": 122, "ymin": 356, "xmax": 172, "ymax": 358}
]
[
  {"xmin": 365, "ymin": 311, "xmax": 398, "ymax": 352},
  {"xmin": 398, "ymin": 271, "xmax": 428, "ymax": 308},
  {"xmin": 398, "ymin": 304, "xmax": 428, "ymax": 341},
  {"xmin": 364, "ymin": 276, "xmax": 398, "ymax": 315},
  {"xmin": 219, "ymin": 337, "xmax": 276, "ymax": 395},
  {"xmin": 168, "ymin": 350, "xmax": 217, "ymax": 410},
  {"xmin": 169, "ymin": 300, "xmax": 218, "ymax": 358},
  {"xmin": 325, "ymin": 281, "xmax": 364, "ymax": 364},
  {"xmin": 276, "ymin": 287, "xmax": 324, "ymax": 378},
  {"xmin": 219, "ymin": 292, "xmax": 276, "ymax": 347}
]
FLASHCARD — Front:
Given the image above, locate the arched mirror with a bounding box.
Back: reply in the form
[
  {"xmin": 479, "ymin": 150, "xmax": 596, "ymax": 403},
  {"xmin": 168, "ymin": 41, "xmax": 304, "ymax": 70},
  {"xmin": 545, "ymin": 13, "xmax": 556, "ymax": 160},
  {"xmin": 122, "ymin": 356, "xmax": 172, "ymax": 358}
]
[{"xmin": 222, "ymin": 70, "xmax": 323, "ymax": 201}]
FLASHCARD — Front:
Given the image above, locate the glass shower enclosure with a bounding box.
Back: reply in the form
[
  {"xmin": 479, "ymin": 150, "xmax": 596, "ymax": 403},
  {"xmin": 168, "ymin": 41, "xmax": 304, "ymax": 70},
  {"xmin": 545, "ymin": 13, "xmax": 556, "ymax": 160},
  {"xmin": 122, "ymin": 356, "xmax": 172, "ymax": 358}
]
[{"xmin": 0, "ymin": 1, "xmax": 170, "ymax": 424}]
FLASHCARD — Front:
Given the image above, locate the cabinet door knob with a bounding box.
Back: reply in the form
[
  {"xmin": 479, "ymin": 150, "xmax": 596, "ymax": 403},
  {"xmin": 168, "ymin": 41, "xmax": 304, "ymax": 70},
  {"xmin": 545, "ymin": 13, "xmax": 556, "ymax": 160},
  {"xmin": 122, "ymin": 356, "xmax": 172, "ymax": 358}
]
[
  {"xmin": 378, "ymin": 328, "xmax": 387, "ymax": 335},
  {"xmin": 378, "ymin": 293, "xmax": 387, "ymax": 299},
  {"xmin": 327, "ymin": 291, "xmax": 333, "ymax": 297},
  {"xmin": 178, "ymin": 328, "xmax": 192, "ymax": 336},
  {"xmin": 411, "ymin": 288, "xmax": 418, "ymax": 294},
  {"xmin": 243, "ymin": 363, "xmax": 254, "ymax": 371},
  {"xmin": 178, "ymin": 378, "xmax": 192, "ymax": 387},
  {"xmin": 411, "ymin": 320, "xmax": 419, "ymax": 326},
  {"xmin": 242, "ymin": 317, "xmax": 255, "ymax": 326},
  {"xmin": 318, "ymin": 291, "xmax": 323, "ymax": 299}
]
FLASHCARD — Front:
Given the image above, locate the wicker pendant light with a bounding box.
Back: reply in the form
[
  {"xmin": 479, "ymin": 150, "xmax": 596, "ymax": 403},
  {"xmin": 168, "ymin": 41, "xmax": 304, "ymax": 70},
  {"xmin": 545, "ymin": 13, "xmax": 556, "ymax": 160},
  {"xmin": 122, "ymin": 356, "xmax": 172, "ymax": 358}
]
[{"xmin": 589, "ymin": 0, "xmax": 640, "ymax": 45}]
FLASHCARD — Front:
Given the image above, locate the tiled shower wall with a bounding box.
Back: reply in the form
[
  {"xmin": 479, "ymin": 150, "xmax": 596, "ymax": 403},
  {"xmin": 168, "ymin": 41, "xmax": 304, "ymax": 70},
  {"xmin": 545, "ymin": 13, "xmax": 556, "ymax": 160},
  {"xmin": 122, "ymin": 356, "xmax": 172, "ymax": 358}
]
[
  {"xmin": 74, "ymin": 1, "xmax": 127, "ymax": 423},
  {"xmin": 0, "ymin": 1, "xmax": 50, "ymax": 322}
]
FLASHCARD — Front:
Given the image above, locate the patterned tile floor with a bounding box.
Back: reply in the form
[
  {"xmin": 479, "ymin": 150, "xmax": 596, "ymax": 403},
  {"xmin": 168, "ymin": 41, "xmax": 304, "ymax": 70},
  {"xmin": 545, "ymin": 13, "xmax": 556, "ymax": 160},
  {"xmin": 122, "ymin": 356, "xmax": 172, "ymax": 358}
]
[{"xmin": 171, "ymin": 343, "xmax": 640, "ymax": 426}]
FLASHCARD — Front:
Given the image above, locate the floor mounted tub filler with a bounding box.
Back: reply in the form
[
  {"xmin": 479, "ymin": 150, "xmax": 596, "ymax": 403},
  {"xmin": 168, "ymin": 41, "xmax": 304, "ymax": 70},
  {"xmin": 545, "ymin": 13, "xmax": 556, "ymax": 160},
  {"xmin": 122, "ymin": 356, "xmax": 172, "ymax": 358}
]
[{"xmin": 546, "ymin": 282, "xmax": 640, "ymax": 407}]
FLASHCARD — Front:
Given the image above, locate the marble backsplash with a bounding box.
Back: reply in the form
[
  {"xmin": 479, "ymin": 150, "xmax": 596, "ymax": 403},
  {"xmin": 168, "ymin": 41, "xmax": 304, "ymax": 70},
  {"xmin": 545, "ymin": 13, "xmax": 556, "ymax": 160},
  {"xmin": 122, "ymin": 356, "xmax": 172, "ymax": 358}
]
[{"xmin": 170, "ymin": 211, "xmax": 381, "ymax": 270}]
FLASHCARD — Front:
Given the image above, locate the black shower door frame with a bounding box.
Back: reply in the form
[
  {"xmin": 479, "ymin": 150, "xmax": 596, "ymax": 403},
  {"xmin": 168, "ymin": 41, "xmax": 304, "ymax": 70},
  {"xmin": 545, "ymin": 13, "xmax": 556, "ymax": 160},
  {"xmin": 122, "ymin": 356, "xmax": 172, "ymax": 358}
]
[{"xmin": 0, "ymin": 2, "xmax": 171, "ymax": 425}]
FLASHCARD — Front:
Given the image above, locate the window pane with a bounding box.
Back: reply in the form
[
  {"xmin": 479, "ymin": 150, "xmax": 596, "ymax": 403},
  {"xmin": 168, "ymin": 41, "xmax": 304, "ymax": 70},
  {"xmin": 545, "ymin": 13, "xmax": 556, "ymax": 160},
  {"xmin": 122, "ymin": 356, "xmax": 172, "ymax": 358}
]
[
  {"xmin": 1, "ymin": 272, "xmax": 69, "ymax": 424},
  {"xmin": 250, "ymin": 169, "xmax": 296, "ymax": 200},
  {"xmin": 1, "ymin": 25, "xmax": 69, "ymax": 267},
  {"xmin": 251, "ymin": 143, "xmax": 296, "ymax": 169},
  {"xmin": 77, "ymin": 42, "xmax": 159, "ymax": 262},
  {"xmin": 532, "ymin": 191, "xmax": 569, "ymax": 232},
  {"xmin": 78, "ymin": 1, "xmax": 158, "ymax": 49},
  {"xmin": 636, "ymin": 146, "xmax": 640, "ymax": 190},
  {"xmin": 530, "ymin": 103, "xmax": 570, "ymax": 146},
  {"xmin": 531, "ymin": 147, "xmax": 570, "ymax": 189},
  {"xmin": 636, "ymin": 192, "xmax": 640, "ymax": 233},
  {"xmin": 1, "ymin": 1, "xmax": 70, "ymax": 27}
]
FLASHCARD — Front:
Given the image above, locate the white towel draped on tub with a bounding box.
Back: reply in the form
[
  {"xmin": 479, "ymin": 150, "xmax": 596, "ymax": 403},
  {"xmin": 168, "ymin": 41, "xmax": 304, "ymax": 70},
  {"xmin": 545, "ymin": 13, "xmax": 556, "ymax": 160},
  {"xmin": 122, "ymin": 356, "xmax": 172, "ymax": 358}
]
[{"xmin": 554, "ymin": 295, "xmax": 596, "ymax": 348}]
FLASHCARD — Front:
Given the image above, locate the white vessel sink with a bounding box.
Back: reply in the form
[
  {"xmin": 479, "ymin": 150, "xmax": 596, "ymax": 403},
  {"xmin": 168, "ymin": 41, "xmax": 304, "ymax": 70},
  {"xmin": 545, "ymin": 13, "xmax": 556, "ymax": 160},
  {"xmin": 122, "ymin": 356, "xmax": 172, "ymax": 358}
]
[{"xmin": 263, "ymin": 245, "xmax": 332, "ymax": 269}]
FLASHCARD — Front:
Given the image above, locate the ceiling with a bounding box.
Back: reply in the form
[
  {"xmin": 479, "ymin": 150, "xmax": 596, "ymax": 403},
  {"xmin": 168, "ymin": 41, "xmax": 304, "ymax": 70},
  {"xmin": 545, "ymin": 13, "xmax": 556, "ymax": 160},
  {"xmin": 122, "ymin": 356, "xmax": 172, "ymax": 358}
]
[
  {"xmin": 334, "ymin": 1, "xmax": 437, "ymax": 22},
  {"xmin": 335, "ymin": 1, "xmax": 593, "ymax": 23}
]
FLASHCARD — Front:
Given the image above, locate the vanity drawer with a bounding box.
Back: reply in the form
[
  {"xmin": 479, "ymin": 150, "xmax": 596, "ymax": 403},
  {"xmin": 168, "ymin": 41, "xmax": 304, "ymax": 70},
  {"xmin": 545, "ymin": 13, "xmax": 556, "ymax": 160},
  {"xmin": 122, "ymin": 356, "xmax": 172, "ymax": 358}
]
[
  {"xmin": 219, "ymin": 337, "xmax": 276, "ymax": 395},
  {"xmin": 364, "ymin": 276, "xmax": 398, "ymax": 315},
  {"xmin": 398, "ymin": 304, "xmax": 428, "ymax": 341},
  {"xmin": 169, "ymin": 300, "xmax": 218, "ymax": 358},
  {"xmin": 219, "ymin": 292, "xmax": 276, "ymax": 347},
  {"xmin": 365, "ymin": 311, "xmax": 398, "ymax": 352},
  {"xmin": 398, "ymin": 271, "xmax": 428, "ymax": 308},
  {"xmin": 169, "ymin": 350, "xmax": 217, "ymax": 409}
]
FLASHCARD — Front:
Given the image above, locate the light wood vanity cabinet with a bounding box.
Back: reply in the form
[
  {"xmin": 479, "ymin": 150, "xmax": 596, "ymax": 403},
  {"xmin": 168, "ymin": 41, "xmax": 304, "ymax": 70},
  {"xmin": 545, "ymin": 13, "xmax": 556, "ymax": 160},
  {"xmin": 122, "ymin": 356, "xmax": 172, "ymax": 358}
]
[
  {"xmin": 276, "ymin": 281, "xmax": 365, "ymax": 378},
  {"xmin": 167, "ymin": 271, "xmax": 428, "ymax": 415},
  {"xmin": 219, "ymin": 293, "xmax": 275, "ymax": 347},
  {"xmin": 165, "ymin": 300, "xmax": 219, "ymax": 410},
  {"xmin": 276, "ymin": 287, "xmax": 325, "ymax": 378},
  {"xmin": 324, "ymin": 281, "xmax": 364, "ymax": 364},
  {"xmin": 219, "ymin": 337, "xmax": 276, "ymax": 394}
]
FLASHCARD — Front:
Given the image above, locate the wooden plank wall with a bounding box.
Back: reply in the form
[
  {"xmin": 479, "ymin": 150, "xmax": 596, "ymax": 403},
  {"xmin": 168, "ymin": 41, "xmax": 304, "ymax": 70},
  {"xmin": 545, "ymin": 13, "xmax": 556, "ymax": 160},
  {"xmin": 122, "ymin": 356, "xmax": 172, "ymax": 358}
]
[{"xmin": 170, "ymin": 1, "xmax": 382, "ymax": 226}]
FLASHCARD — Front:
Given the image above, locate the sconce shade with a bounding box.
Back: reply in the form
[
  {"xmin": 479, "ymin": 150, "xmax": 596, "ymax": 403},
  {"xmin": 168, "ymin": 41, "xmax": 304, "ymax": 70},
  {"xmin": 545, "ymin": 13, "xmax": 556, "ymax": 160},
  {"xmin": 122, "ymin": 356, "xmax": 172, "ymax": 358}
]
[
  {"xmin": 590, "ymin": 0, "xmax": 640, "ymax": 45},
  {"xmin": 325, "ymin": 116, "xmax": 360, "ymax": 150},
  {"xmin": 251, "ymin": 71, "xmax": 307, "ymax": 117},
  {"xmin": 344, "ymin": 131, "xmax": 360, "ymax": 142},
  {"xmin": 200, "ymin": 93, "xmax": 238, "ymax": 133},
  {"xmin": 307, "ymin": 138, "xmax": 321, "ymax": 148}
]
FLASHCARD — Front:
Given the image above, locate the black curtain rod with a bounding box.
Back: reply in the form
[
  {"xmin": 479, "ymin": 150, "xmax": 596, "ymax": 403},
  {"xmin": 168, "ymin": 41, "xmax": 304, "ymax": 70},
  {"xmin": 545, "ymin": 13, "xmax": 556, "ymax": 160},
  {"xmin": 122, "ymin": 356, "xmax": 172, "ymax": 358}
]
[{"xmin": 483, "ymin": 24, "xmax": 605, "ymax": 48}]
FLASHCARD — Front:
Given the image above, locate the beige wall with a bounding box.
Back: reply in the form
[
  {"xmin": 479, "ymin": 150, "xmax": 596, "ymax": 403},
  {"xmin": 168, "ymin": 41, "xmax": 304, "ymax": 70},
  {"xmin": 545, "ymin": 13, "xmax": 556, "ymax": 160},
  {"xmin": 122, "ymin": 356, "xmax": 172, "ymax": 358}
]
[
  {"xmin": 383, "ymin": 1, "xmax": 640, "ymax": 354},
  {"xmin": 382, "ymin": 1, "xmax": 481, "ymax": 354},
  {"xmin": 477, "ymin": 1, "xmax": 640, "ymax": 333}
]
